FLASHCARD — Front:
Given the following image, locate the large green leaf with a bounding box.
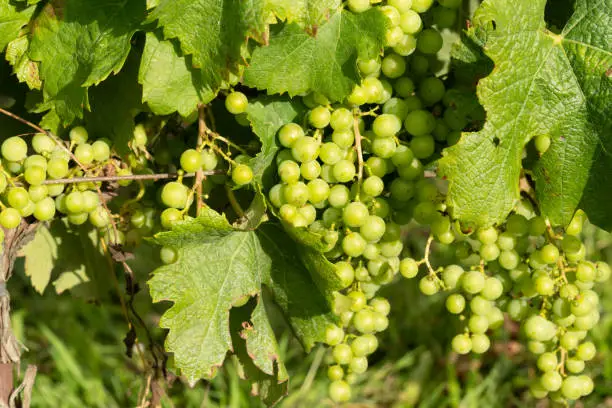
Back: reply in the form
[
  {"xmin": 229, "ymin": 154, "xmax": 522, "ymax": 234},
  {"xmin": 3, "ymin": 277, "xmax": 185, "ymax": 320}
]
[
  {"xmin": 138, "ymin": 32, "xmax": 214, "ymax": 117},
  {"xmin": 148, "ymin": 0, "xmax": 268, "ymax": 98},
  {"xmin": 148, "ymin": 209, "xmax": 336, "ymax": 383},
  {"xmin": 440, "ymin": 0, "xmax": 612, "ymax": 229},
  {"xmin": 0, "ymin": 0, "xmax": 35, "ymax": 52},
  {"xmin": 246, "ymin": 96, "xmax": 306, "ymax": 187},
  {"xmin": 244, "ymin": 9, "xmax": 386, "ymax": 102},
  {"xmin": 28, "ymin": 0, "xmax": 145, "ymax": 124}
]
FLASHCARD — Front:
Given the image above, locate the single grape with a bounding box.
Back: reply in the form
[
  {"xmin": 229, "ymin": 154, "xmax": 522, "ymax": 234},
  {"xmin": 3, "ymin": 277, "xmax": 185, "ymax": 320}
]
[
  {"xmin": 33, "ymin": 198, "xmax": 56, "ymax": 221},
  {"xmin": 404, "ymin": 110, "xmax": 435, "ymax": 136},
  {"xmin": 24, "ymin": 165, "xmax": 46, "ymax": 186},
  {"xmin": 1, "ymin": 136, "xmax": 28, "ymax": 162},
  {"xmin": 446, "ymin": 293, "xmax": 466, "ymax": 314},
  {"xmin": 74, "ymin": 144, "xmax": 94, "ymax": 165},
  {"xmin": 32, "ymin": 133, "xmax": 55, "ymax": 154},
  {"xmin": 180, "ymin": 149, "xmax": 202, "ymax": 172},
  {"xmin": 524, "ymin": 315, "xmax": 557, "ymax": 342},
  {"xmin": 69, "ymin": 126, "xmax": 88, "ymax": 144},
  {"xmin": 360, "ymin": 215, "xmax": 386, "ymax": 242},
  {"xmin": 471, "ymin": 333, "xmax": 491, "ymax": 354},
  {"xmin": 7, "ymin": 187, "xmax": 30, "ymax": 209},
  {"xmin": 225, "ymin": 91, "xmax": 248, "ymax": 114},
  {"xmin": 451, "ymin": 334, "xmax": 472, "ymax": 354},
  {"xmin": 333, "ymin": 160, "xmax": 356, "ymax": 183},
  {"xmin": 353, "ymin": 309, "xmax": 375, "ymax": 334},
  {"xmin": 342, "ymin": 232, "xmax": 367, "ymax": 257},
  {"xmin": 0, "ymin": 208, "xmax": 21, "ymax": 229},
  {"xmin": 161, "ymin": 182, "xmax": 189, "ymax": 209},
  {"xmin": 309, "ymin": 106, "xmax": 331, "ymax": 129},
  {"xmin": 47, "ymin": 158, "xmax": 69, "ymax": 179},
  {"xmin": 232, "ymin": 164, "xmax": 253, "ymax": 186},
  {"xmin": 419, "ymin": 276, "xmax": 439, "ymax": 295},
  {"xmin": 328, "ymin": 380, "xmax": 351, "ymax": 403},
  {"xmin": 461, "ymin": 271, "xmax": 485, "ymax": 294}
]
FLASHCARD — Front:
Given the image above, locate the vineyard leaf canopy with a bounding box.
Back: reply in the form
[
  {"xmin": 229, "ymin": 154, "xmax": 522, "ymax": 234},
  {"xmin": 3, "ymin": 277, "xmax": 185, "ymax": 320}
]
[
  {"xmin": 440, "ymin": 0, "xmax": 612, "ymax": 230},
  {"xmin": 244, "ymin": 9, "xmax": 387, "ymax": 101},
  {"xmin": 28, "ymin": 0, "xmax": 145, "ymax": 124},
  {"xmin": 148, "ymin": 208, "xmax": 336, "ymax": 383},
  {"xmin": 148, "ymin": 0, "xmax": 269, "ymax": 97}
]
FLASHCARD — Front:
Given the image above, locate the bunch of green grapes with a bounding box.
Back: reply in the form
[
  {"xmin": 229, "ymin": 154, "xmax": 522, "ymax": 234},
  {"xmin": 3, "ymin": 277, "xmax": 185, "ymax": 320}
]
[
  {"xmin": 400, "ymin": 196, "xmax": 608, "ymax": 402},
  {"xmin": 0, "ymin": 126, "xmax": 113, "ymax": 236}
]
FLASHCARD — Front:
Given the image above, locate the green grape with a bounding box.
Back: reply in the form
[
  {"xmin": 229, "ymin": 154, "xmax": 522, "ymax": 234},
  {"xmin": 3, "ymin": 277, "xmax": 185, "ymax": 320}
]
[
  {"xmin": 24, "ymin": 155, "xmax": 47, "ymax": 169},
  {"xmin": 232, "ymin": 164, "xmax": 253, "ymax": 186},
  {"xmin": 468, "ymin": 315, "xmax": 489, "ymax": 334},
  {"xmin": 534, "ymin": 275, "xmax": 555, "ymax": 296},
  {"xmin": 541, "ymin": 371, "xmax": 562, "ymax": 392},
  {"xmin": 74, "ymin": 144, "xmax": 94, "ymax": 165},
  {"xmin": 361, "ymin": 176, "xmax": 383, "ymax": 197},
  {"xmin": 446, "ymin": 293, "xmax": 465, "ymax": 314},
  {"xmin": 81, "ymin": 191, "xmax": 99, "ymax": 212},
  {"xmin": 47, "ymin": 158, "xmax": 69, "ymax": 179},
  {"xmin": 347, "ymin": 0, "xmax": 370, "ymax": 12},
  {"xmin": 161, "ymin": 182, "xmax": 189, "ymax": 209},
  {"xmin": 90, "ymin": 140, "xmax": 110, "ymax": 162},
  {"xmin": 319, "ymin": 142, "xmax": 343, "ymax": 165},
  {"xmin": 540, "ymin": 244, "xmax": 560, "ymax": 264},
  {"xmin": 524, "ymin": 315, "xmax": 557, "ymax": 342},
  {"xmin": 372, "ymin": 312, "xmax": 389, "ymax": 332},
  {"xmin": 417, "ymin": 28, "xmax": 443, "ymax": 54},
  {"xmin": 537, "ymin": 352, "xmax": 558, "ymax": 372},
  {"xmin": 529, "ymin": 215, "xmax": 547, "ymax": 236},
  {"xmin": 116, "ymin": 168, "xmax": 134, "ymax": 187},
  {"xmin": 471, "ymin": 333, "xmax": 491, "ymax": 354},
  {"xmin": 0, "ymin": 208, "xmax": 21, "ymax": 229},
  {"xmin": 24, "ymin": 165, "xmax": 46, "ymax": 186},
  {"xmin": 132, "ymin": 124, "xmax": 148, "ymax": 147},
  {"xmin": 160, "ymin": 246, "xmax": 178, "ymax": 264},
  {"xmin": 277, "ymin": 160, "xmax": 300, "ymax": 184},
  {"xmin": 561, "ymin": 376, "xmax": 583, "ymax": 400},
  {"xmin": 442, "ymin": 265, "xmax": 464, "ymax": 289},
  {"xmin": 461, "ymin": 271, "xmax": 485, "ymax": 294},
  {"xmin": 225, "ymin": 91, "xmax": 248, "ymax": 114},
  {"xmin": 381, "ymin": 54, "xmax": 406, "ymax": 79},
  {"xmin": 506, "ymin": 214, "xmax": 529, "ymax": 235},
  {"xmin": 347, "ymin": 85, "xmax": 369, "ymax": 106},
  {"xmin": 31, "ymin": 197, "xmax": 55, "ymax": 221},
  {"xmin": 388, "ymin": 0, "xmax": 412, "ymax": 11},
  {"xmin": 298, "ymin": 204, "xmax": 316, "ymax": 225},
  {"xmin": 199, "ymin": 149, "xmax": 219, "ymax": 171},
  {"xmin": 307, "ymin": 179, "xmax": 330, "ymax": 203},
  {"xmin": 576, "ymin": 262, "xmax": 596, "ymax": 282},
  {"xmin": 373, "ymin": 114, "xmax": 402, "ymax": 138},
  {"xmin": 309, "ymin": 106, "xmax": 331, "ymax": 129},
  {"xmin": 371, "ymin": 197, "xmax": 391, "ymax": 219},
  {"xmin": 18, "ymin": 199, "xmax": 35, "ymax": 217},
  {"xmin": 1, "ymin": 136, "xmax": 28, "ymax": 162},
  {"xmin": 576, "ymin": 341, "xmax": 596, "ymax": 361},
  {"xmin": 595, "ymin": 261, "xmax": 611, "ymax": 282},
  {"xmin": 433, "ymin": 5, "xmax": 457, "ymax": 28},
  {"xmin": 69, "ymin": 126, "xmax": 88, "ymax": 144},
  {"xmin": 419, "ymin": 276, "xmax": 439, "ymax": 295},
  {"xmin": 451, "ymin": 333, "xmax": 472, "ymax": 354},
  {"xmin": 487, "ymin": 307, "xmax": 505, "ymax": 329},
  {"xmin": 328, "ymin": 380, "xmax": 351, "ymax": 403},
  {"xmin": 389, "ymin": 179, "xmax": 415, "ymax": 202},
  {"xmin": 404, "ymin": 110, "xmax": 435, "ymax": 136},
  {"xmin": 399, "ymin": 10, "xmax": 422, "ymax": 34},
  {"xmin": 284, "ymin": 182, "xmax": 309, "ymax": 207},
  {"xmin": 360, "ymin": 216, "xmax": 386, "ymax": 242},
  {"xmin": 325, "ymin": 325, "xmax": 345, "ymax": 346},
  {"xmin": 566, "ymin": 358, "xmax": 585, "ymax": 374},
  {"xmin": 342, "ymin": 232, "xmax": 367, "ymax": 257},
  {"xmin": 7, "ymin": 187, "xmax": 30, "ymax": 209},
  {"xmin": 334, "ymin": 262, "xmax": 355, "ymax": 289},
  {"xmin": 399, "ymin": 257, "xmax": 418, "ymax": 279},
  {"xmin": 481, "ymin": 277, "xmax": 503, "ymax": 300},
  {"xmin": 470, "ymin": 296, "xmax": 492, "ymax": 316},
  {"xmin": 179, "ymin": 149, "xmax": 202, "ymax": 172},
  {"xmin": 394, "ymin": 77, "xmax": 415, "ymax": 98},
  {"xmin": 371, "ymin": 138, "xmax": 397, "ymax": 158},
  {"xmin": 410, "ymin": 135, "xmax": 435, "ymax": 159},
  {"xmin": 328, "ymin": 365, "xmax": 344, "ymax": 381},
  {"xmin": 292, "ymin": 137, "xmax": 320, "ymax": 163},
  {"xmin": 32, "ymin": 133, "xmax": 55, "ymax": 154},
  {"xmin": 28, "ymin": 185, "xmax": 48, "ymax": 202},
  {"xmin": 65, "ymin": 191, "xmax": 85, "ymax": 213},
  {"xmin": 353, "ymin": 309, "xmax": 375, "ymax": 334},
  {"xmin": 277, "ymin": 123, "xmax": 303, "ymax": 148},
  {"xmin": 330, "ymin": 108, "xmax": 353, "ymax": 131},
  {"xmin": 362, "ymin": 77, "xmax": 385, "ymax": 103},
  {"xmin": 418, "ymin": 77, "xmax": 445, "ymax": 105},
  {"xmin": 333, "ymin": 160, "xmax": 356, "ymax": 183}
]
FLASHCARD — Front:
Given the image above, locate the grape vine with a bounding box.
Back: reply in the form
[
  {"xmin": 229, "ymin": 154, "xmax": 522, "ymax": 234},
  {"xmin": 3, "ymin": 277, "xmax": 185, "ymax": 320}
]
[{"xmin": 0, "ymin": 0, "xmax": 609, "ymax": 405}]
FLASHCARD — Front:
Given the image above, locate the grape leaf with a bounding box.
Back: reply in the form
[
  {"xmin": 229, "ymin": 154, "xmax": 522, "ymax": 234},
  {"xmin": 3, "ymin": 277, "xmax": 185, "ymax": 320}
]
[
  {"xmin": 268, "ymin": 0, "xmax": 341, "ymax": 27},
  {"xmin": 439, "ymin": 0, "xmax": 612, "ymax": 229},
  {"xmin": 148, "ymin": 0, "xmax": 268, "ymax": 98},
  {"xmin": 139, "ymin": 32, "xmax": 214, "ymax": 117},
  {"xmin": 148, "ymin": 209, "xmax": 336, "ymax": 383},
  {"xmin": 85, "ymin": 52, "xmax": 143, "ymax": 155},
  {"xmin": 246, "ymin": 96, "xmax": 306, "ymax": 187},
  {"xmin": 243, "ymin": 9, "xmax": 387, "ymax": 102},
  {"xmin": 230, "ymin": 297, "xmax": 288, "ymax": 405},
  {"xmin": 0, "ymin": 0, "xmax": 35, "ymax": 52},
  {"xmin": 28, "ymin": 0, "xmax": 145, "ymax": 124},
  {"xmin": 20, "ymin": 220, "xmax": 110, "ymax": 297},
  {"xmin": 5, "ymin": 36, "xmax": 41, "ymax": 90}
]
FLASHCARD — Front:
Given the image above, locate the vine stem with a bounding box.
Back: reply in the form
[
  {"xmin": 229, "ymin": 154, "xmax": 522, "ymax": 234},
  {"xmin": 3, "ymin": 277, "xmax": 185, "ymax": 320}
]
[
  {"xmin": 353, "ymin": 115, "xmax": 364, "ymax": 200},
  {"xmin": 196, "ymin": 105, "xmax": 206, "ymax": 216},
  {"xmin": 37, "ymin": 170, "xmax": 222, "ymax": 185},
  {"xmin": 225, "ymin": 185, "xmax": 245, "ymax": 218}
]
